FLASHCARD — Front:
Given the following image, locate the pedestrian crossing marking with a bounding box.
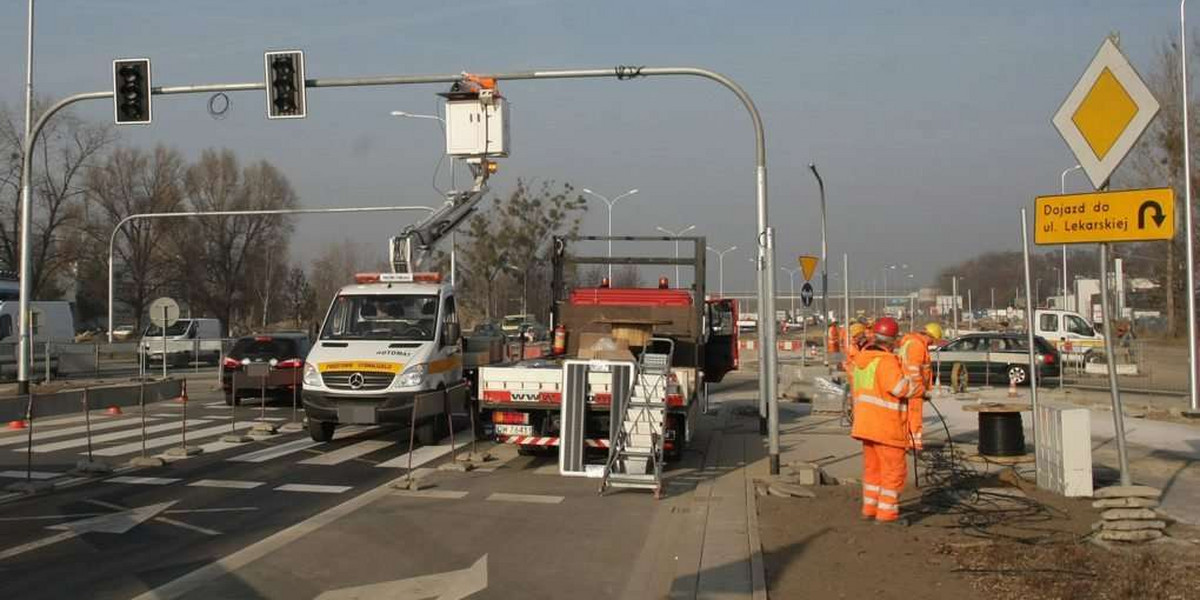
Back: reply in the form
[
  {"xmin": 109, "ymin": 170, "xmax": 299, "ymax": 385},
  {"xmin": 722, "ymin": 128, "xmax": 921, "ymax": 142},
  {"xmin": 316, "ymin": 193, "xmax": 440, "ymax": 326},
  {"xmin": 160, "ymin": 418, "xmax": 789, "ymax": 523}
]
[
  {"xmin": 17, "ymin": 419, "xmax": 210, "ymax": 454},
  {"xmin": 90, "ymin": 422, "xmax": 258, "ymax": 457},
  {"xmin": 0, "ymin": 470, "xmax": 63, "ymax": 480},
  {"xmin": 188, "ymin": 479, "xmax": 264, "ymax": 490},
  {"xmin": 107, "ymin": 475, "xmax": 181, "ymax": 486},
  {"xmin": 299, "ymin": 440, "xmax": 393, "ymax": 466},
  {"xmin": 274, "ymin": 483, "xmax": 351, "ymax": 494},
  {"xmin": 0, "ymin": 417, "xmax": 159, "ymax": 447}
]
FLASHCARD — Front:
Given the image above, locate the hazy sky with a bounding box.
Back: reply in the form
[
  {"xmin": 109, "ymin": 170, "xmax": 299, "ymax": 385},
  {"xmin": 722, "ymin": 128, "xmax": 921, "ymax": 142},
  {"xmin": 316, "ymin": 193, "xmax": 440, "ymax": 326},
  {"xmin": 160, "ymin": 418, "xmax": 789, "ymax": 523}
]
[{"xmin": 0, "ymin": 0, "xmax": 1183, "ymax": 294}]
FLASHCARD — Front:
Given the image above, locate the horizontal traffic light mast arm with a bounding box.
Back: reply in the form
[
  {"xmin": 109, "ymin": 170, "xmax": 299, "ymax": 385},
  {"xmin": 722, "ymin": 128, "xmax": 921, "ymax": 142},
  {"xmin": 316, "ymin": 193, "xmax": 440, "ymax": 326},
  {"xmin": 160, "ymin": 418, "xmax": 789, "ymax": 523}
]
[{"xmin": 106, "ymin": 205, "xmax": 437, "ymax": 344}]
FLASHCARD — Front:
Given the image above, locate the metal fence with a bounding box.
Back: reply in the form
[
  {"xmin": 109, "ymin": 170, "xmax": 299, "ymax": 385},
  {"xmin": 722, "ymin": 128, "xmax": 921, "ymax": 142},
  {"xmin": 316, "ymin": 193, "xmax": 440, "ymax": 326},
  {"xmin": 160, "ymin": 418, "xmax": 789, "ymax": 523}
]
[{"xmin": 0, "ymin": 338, "xmax": 240, "ymax": 384}]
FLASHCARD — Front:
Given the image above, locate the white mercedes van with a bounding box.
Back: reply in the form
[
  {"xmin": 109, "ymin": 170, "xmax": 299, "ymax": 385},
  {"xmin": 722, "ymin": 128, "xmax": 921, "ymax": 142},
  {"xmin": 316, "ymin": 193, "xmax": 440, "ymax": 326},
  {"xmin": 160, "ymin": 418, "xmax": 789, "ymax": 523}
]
[{"xmin": 301, "ymin": 272, "xmax": 462, "ymax": 441}]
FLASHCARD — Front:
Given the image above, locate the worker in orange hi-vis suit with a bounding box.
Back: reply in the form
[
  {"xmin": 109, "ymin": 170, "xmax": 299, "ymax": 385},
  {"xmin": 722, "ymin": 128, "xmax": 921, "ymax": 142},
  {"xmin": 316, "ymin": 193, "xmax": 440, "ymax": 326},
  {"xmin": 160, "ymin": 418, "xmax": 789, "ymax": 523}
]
[
  {"xmin": 895, "ymin": 322, "xmax": 942, "ymax": 450},
  {"xmin": 849, "ymin": 317, "xmax": 916, "ymax": 524},
  {"xmin": 827, "ymin": 320, "xmax": 842, "ymax": 355},
  {"xmin": 842, "ymin": 322, "xmax": 867, "ymax": 371}
]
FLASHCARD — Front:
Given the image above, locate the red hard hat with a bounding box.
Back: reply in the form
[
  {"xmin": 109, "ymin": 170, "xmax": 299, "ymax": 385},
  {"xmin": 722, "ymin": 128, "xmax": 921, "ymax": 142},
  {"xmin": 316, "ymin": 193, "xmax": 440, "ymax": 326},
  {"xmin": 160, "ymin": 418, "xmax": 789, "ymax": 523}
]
[{"xmin": 873, "ymin": 317, "xmax": 900, "ymax": 341}]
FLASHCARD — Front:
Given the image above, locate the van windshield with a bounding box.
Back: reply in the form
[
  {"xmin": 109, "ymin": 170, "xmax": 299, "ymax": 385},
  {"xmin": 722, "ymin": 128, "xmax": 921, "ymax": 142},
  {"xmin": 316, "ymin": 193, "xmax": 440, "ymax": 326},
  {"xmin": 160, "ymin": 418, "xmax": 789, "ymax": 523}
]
[
  {"xmin": 144, "ymin": 321, "xmax": 191, "ymax": 337},
  {"xmin": 321, "ymin": 294, "xmax": 439, "ymax": 341}
]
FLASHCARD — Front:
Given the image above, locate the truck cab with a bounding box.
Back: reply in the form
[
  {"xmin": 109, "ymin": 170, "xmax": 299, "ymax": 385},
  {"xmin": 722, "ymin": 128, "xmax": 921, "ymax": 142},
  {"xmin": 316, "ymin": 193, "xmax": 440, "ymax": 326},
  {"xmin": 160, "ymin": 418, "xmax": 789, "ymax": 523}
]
[
  {"xmin": 1033, "ymin": 308, "xmax": 1104, "ymax": 363},
  {"xmin": 301, "ymin": 272, "xmax": 462, "ymax": 442}
]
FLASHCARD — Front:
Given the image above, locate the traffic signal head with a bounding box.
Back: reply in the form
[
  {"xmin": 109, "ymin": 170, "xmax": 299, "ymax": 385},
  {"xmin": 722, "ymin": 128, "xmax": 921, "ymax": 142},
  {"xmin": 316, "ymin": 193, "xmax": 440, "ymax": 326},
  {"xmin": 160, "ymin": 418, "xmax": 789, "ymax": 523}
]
[
  {"xmin": 112, "ymin": 58, "xmax": 152, "ymax": 124},
  {"xmin": 264, "ymin": 50, "xmax": 306, "ymax": 119}
]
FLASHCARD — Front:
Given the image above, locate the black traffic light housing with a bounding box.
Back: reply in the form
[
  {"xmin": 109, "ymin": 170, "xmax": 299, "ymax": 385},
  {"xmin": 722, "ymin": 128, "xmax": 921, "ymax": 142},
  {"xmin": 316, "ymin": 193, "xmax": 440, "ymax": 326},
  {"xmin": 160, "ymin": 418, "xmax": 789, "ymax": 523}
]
[
  {"xmin": 112, "ymin": 58, "xmax": 152, "ymax": 124},
  {"xmin": 264, "ymin": 50, "xmax": 306, "ymax": 119}
]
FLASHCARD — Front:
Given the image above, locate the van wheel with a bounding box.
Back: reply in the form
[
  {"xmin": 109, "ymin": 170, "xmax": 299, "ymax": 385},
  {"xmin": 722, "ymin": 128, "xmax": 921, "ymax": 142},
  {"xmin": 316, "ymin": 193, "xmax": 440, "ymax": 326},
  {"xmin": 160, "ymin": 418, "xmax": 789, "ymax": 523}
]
[
  {"xmin": 308, "ymin": 419, "xmax": 335, "ymax": 442},
  {"xmin": 1007, "ymin": 365, "xmax": 1028, "ymax": 386}
]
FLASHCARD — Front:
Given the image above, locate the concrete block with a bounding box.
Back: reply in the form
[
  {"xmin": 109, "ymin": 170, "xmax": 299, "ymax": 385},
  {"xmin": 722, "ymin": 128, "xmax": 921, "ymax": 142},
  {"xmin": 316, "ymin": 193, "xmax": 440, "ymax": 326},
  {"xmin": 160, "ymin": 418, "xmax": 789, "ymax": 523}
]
[
  {"xmin": 1101, "ymin": 508, "xmax": 1158, "ymax": 521},
  {"xmin": 164, "ymin": 445, "xmax": 202, "ymax": 457},
  {"xmin": 1098, "ymin": 529, "xmax": 1163, "ymax": 543},
  {"xmin": 768, "ymin": 482, "xmax": 815, "ymax": 498},
  {"xmin": 220, "ymin": 433, "xmax": 252, "ymax": 443},
  {"xmin": 393, "ymin": 477, "xmax": 432, "ymax": 491},
  {"xmin": 1094, "ymin": 485, "xmax": 1162, "ymax": 500},
  {"xmin": 278, "ymin": 422, "xmax": 304, "ymax": 433},
  {"xmin": 1101, "ymin": 519, "xmax": 1167, "ymax": 531},
  {"xmin": 786, "ymin": 463, "xmax": 820, "ymax": 486},
  {"xmin": 438, "ymin": 460, "xmax": 474, "ymax": 472},
  {"xmin": 1092, "ymin": 497, "xmax": 1159, "ymax": 509},
  {"xmin": 128, "ymin": 456, "xmax": 165, "ymax": 467}
]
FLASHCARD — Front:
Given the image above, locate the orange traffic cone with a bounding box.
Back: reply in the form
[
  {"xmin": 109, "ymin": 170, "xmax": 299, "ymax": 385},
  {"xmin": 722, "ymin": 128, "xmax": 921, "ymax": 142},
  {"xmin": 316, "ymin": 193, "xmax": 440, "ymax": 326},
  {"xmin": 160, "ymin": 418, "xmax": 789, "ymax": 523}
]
[
  {"xmin": 106, "ymin": 405, "xmax": 123, "ymax": 416},
  {"xmin": 1007, "ymin": 378, "xmax": 1018, "ymax": 398},
  {"xmin": 7, "ymin": 419, "xmax": 27, "ymax": 430}
]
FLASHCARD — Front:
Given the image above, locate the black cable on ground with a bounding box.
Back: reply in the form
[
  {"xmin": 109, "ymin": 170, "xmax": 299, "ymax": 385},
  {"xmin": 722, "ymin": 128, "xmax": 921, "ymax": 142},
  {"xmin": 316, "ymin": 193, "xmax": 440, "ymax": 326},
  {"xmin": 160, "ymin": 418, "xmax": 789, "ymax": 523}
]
[{"xmin": 915, "ymin": 398, "xmax": 1084, "ymax": 546}]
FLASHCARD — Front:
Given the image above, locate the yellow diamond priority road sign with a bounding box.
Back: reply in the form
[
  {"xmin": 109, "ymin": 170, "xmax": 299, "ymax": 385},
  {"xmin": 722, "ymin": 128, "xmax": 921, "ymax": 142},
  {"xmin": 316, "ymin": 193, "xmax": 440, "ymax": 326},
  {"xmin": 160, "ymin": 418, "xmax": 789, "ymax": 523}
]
[
  {"xmin": 1053, "ymin": 38, "xmax": 1159, "ymax": 189},
  {"xmin": 1035, "ymin": 188, "xmax": 1174, "ymax": 245}
]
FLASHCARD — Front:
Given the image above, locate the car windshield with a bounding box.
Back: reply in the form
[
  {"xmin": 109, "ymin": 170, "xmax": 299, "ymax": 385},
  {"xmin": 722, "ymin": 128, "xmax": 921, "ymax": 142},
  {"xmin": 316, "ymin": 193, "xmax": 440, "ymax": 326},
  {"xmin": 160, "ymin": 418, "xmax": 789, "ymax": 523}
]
[
  {"xmin": 144, "ymin": 321, "xmax": 191, "ymax": 337},
  {"xmin": 230, "ymin": 337, "xmax": 301, "ymax": 360},
  {"xmin": 321, "ymin": 294, "xmax": 439, "ymax": 341}
]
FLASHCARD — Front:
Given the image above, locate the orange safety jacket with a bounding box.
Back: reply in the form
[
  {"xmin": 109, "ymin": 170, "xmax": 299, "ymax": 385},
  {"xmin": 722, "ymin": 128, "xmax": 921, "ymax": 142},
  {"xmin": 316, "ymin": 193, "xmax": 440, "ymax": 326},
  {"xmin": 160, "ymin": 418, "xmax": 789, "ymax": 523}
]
[
  {"xmin": 827, "ymin": 324, "xmax": 842, "ymax": 354},
  {"xmin": 849, "ymin": 347, "xmax": 913, "ymax": 448},
  {"xmin": 896, "ymin": 332, "xmax": 932, "ymax": 448}
]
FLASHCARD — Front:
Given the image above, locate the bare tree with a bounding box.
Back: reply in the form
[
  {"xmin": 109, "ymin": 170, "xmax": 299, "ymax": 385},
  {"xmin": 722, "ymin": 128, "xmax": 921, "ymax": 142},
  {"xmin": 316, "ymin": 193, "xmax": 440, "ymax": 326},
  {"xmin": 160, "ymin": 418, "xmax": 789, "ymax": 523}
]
[
  {"xmin": 309, "ymin": 238, "xmax": 382, "ymax": 324},
  {"xmin": 178, "ymin": 150, "xmax": 297, "ymax": 335},
  {"xmin": 0, "ymin": 102, "xmax": 115, "ymax": 297},
  {"xmin": 83, "ymin": 146, "xmax": 185, "ymax": 332}
]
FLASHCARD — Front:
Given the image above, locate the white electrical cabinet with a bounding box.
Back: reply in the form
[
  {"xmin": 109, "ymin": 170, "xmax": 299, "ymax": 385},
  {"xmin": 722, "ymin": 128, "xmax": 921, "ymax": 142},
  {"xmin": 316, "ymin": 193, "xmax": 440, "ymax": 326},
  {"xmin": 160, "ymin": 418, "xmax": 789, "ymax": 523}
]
[
  {"xmin": 1035, "ymin": 400, "xmax": 1093, "ymax": 497},
  {"xmin": 444, "ymin": 98, "xmax": 509, "ymax": 157}
]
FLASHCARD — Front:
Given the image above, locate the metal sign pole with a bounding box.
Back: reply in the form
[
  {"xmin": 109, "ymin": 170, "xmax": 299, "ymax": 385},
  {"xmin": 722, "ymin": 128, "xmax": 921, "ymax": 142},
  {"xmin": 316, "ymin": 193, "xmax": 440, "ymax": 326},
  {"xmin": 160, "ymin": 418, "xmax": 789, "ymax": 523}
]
[
  {"xmin": 1099, "ymin": 242, "xmax": 1132, "ymax": 486},
  {"xmin": 1020, "ymin": 209, "xmax": 1039, "ymax": 453},
  {"xmin": 161, "ymin": 305, "xmax": 168, "ymax": 380},
  {"xmin": 1183, "ymin": 0, "xmax": 1200, "ymax": 416}
]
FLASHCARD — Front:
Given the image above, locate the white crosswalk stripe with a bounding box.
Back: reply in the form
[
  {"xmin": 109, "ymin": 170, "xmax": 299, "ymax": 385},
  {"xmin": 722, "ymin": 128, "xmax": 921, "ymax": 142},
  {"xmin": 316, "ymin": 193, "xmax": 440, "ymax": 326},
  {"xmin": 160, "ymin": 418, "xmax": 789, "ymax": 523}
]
[
  {"xmin": 107, "ymin": 475, "xmax": 181, "ymax": 486},
  {"xmin": 16, "ymin": 419, "xmax": 210, "ymax": 454},
  {"xmin": 0, "ymin": 417, "xmax": 160, "ymax": 447},
  {"xmin": 274, "ymin": 483, "xmax": 351, "ymax": 494},
  {"xmin": 0, "ymin": 470, "xmax": 64, "ymax": 480},
  {"xmin": 227, "ymin": 438, "xmax": 321, "ymax": 463},
  {"xmin": 375, "ymin": 430, "xmax": 475, "ymax": 469},
  {"xmin": 188, "ymin": 479, "xmax": 265, "ymax": 490},
  {"xmin": 90, "ymin": 421, "xmax": 258, "ymax": 457},
  {"xmin": 298, "ymin": 440, "xmax": 393, "ymax": 466}
]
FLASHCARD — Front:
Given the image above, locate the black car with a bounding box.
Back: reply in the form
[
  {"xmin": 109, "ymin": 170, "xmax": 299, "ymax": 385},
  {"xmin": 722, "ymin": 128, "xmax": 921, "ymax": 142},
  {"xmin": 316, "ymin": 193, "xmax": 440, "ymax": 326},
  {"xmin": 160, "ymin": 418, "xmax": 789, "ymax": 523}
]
[
  {"xmin": 221, "ymin": 333, "xmax": 312, "ymax": 405},
  {"xmin": 932, "ymin": 332, "xmax": 1060, "ymax": 386}
]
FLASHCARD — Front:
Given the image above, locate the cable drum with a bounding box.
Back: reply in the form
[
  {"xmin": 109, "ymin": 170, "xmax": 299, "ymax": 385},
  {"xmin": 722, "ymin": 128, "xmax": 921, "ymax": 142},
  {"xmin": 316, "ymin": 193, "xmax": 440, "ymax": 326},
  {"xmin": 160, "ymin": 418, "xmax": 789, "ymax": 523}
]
[{"xmin": 977, "ymin": 412, "xmax": 1026, "ymax": 456}]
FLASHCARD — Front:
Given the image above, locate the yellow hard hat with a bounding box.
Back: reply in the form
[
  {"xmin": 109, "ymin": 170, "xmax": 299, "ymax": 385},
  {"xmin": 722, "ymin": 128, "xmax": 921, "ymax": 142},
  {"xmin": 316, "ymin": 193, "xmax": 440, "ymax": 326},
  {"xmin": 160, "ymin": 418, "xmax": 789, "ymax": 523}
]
[
  {"xmin": 849, "ymin": 323, "xmax": 866, "ymax": 337},
  {"xmin": 923, "ymin": 322, "xmax": 943, "ymax": 341}
]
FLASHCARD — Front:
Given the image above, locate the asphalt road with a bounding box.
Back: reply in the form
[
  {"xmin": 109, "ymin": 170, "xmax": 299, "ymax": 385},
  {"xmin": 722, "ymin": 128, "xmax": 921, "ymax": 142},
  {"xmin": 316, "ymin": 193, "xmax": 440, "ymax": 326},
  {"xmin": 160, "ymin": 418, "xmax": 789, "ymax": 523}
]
[{"xmin": 0, "ymin": 380, "xmax": 737, "ymax": 599}]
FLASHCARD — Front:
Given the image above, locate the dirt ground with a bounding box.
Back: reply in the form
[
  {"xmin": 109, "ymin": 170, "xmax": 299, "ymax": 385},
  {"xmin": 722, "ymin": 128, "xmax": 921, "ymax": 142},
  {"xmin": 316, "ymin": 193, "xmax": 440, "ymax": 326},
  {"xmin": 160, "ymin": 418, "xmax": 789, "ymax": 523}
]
[{"xmin": 758, "ymin": 474, "xmax": 1200, "ymax": 600}]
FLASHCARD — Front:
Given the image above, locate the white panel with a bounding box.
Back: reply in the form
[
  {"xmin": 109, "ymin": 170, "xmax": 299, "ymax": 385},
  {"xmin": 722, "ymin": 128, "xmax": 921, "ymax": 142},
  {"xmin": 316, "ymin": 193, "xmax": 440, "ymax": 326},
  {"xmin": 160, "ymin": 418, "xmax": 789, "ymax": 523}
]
[{"xmin": 1035, "ymin": 401, "xmax": 1093, "ymax": 497}]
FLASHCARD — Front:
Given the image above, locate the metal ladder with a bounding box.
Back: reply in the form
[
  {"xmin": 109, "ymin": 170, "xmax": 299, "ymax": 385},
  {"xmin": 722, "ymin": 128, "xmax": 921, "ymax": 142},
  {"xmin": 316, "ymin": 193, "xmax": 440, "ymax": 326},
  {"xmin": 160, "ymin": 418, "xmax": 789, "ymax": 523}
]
[{"xmin": 599, "ymin": 338, "xmax": 672, "ymax": 498}]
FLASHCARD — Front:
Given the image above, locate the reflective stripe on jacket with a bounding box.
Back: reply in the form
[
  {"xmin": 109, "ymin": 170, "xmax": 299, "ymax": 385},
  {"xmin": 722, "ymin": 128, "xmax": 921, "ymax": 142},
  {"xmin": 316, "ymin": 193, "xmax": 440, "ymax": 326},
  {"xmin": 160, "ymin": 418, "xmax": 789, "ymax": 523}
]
[{"xmin": 849, "ymin": 348, "xmax": 913, "ymax": 448}]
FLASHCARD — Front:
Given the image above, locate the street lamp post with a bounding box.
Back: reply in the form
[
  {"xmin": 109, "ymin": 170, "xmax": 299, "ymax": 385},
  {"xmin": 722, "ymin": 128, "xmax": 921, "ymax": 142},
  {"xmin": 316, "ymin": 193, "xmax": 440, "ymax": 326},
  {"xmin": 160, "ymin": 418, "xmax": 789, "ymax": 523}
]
[
  {"xmin": 582, "ymin": 188, "xmax": 639, "ymax": 281},
  {"xmin": 1181, "ymin": 0, "xmax": 1199, "ymax": 415},
  {"xmin": 706, "ymin": 245, "xmax": 737, "ymax": 297},
  {"xmin": 808, "ymin": 164, "xmax": 830, "ymax": 364},
  {"xmin": 656, "ymin": 224, "xmax": 696, "ymax": 286},
  {"xmin": 390, "ymin": 110, "xmax": 457, "ymax": 286},
  {"xmin": 505, "ymin": 264, "xmax": 527, "ymax": 316}
]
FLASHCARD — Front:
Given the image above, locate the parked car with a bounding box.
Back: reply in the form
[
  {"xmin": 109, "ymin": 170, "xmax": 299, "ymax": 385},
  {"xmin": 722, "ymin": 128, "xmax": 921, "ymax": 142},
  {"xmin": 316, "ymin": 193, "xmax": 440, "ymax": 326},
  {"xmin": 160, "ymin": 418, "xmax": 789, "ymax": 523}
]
[
  {"xmin": 141, "ymin": 318, "xmax": 223, "ymax": 368},
  {"xmin": 501, "ymin": 314, "xmax": 536, "ymax": 335},
  {"xmin": 112, "ymin": 325, "xmax": 137, "ymax": 341},
  {"xmin": 221, "ymin": 332, "xmax": 311, "ymax": 405},
  {"xmin": 932, "ymin": 332, "xmax": 1060, "ymax": 386}
]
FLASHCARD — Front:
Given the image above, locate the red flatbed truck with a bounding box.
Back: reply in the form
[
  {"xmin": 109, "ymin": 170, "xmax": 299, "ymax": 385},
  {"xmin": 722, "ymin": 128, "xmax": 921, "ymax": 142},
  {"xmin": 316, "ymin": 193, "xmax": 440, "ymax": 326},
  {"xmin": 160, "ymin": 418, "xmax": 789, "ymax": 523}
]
[{"xmin": 475, "ymin": 235, "xmax": 738, "ymax": 459}]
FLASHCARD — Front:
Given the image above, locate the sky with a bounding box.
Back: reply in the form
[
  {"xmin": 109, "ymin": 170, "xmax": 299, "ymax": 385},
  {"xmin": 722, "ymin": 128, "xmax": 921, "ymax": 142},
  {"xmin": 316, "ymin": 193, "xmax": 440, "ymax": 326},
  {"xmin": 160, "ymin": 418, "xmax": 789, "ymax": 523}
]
[{"xmin": 0, "ymin": 0, "xmax": 1185, "ymax": 296}]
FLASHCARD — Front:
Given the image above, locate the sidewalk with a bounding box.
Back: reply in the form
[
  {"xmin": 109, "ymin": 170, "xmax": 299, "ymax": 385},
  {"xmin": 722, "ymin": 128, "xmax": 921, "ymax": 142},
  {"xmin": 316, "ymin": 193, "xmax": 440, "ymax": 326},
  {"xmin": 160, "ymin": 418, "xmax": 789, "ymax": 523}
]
[{"xmin": 779, "ymin": 364, "xmax": 1200, "ymax": 524}]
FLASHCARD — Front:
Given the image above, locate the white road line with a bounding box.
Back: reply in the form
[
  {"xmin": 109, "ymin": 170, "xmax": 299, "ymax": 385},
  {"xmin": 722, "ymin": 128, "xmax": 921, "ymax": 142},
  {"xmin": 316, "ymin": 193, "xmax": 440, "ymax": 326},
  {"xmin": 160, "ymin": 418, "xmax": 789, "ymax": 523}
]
[
  {"xmin": 486, "ymin": 493, "xmax": 564, "ymax": 504},
  {"xmin": 107, "ymin": 476, "xmax": 181, "ymax": 486},
  {"xmin": 91, "ymin": 422, "xmax": 258, "ymax": 457},
  {"xmin": 202, "ymin": 402, "xmax": 226, "ymax": 408},
  {"xmin": 0, "ymin": 417, "xmax": 160, "ymax": 447},
  {"xmin": 226, "ymin": 438, "xmax": 321, "ymax": 463},
  {"xmin": 274, "ymin": 483, "xmax": 352, "ymax": 494},
  {"xmin": 375, "ymin": 430, "xmax": 475, "ymax": 469},
  {"xmin": 0, "ymin": 470, "xmax": 63, "ymax": 480},
  {"xmin": 130, "ymin": 474, "xmax": 415, "ymax": 600},
  {"xmin": 0, "ymin": 411, "xmax": 138, "ymax": 433},
  {"xmin": 299, "ymin": 440, "xmax": 392, "ymax": 466},
  {"xmin": 187, "ymin": 479, "xmax": 265, "ymax": 490},
  {"xmin": 17, "ymin": 419, "xmax": 210, "ymax": 454},
  {"xmin": 391, "ymin": 489, "xmax": 469, "ymax": 499},
  {"xmin": 158, "ymin": 439, "xmax": 245, "ymax": 462}
]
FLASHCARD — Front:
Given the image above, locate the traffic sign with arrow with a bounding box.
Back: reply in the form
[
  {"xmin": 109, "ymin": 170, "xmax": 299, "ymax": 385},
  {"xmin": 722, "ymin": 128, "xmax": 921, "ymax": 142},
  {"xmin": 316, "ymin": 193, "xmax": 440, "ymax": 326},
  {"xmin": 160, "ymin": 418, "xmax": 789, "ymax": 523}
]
[
  {"xmin": 800, "ymin": 282, "xmax": 814, "ymax": 308},
  {"xmin": 0, "ymin": 501, "xmax": 176, "ymax": 560},
  {"xmin": 315, "ymin": 554, "xmax": 488, "ymax": 600},
  {"xmin": 1034, "ymin": 187, "xmax": 1174, "ymax": 245}
]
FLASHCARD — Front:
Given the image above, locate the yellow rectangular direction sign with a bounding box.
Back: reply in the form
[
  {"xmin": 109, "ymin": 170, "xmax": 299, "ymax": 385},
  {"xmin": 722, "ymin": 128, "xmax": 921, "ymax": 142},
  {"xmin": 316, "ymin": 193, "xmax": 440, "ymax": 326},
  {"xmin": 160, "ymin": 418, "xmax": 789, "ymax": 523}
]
[{"xmin": 1034, "ymin": 188, "xmax": 1174, "ymax": 245}]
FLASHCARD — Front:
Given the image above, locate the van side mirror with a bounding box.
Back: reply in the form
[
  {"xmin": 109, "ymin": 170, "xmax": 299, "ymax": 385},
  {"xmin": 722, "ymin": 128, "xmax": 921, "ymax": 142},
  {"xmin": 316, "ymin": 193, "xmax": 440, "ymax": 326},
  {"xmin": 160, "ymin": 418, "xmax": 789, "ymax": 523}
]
[{"xmin": 444, "ymin": 323, "xmax": 461, "ymax": 345}]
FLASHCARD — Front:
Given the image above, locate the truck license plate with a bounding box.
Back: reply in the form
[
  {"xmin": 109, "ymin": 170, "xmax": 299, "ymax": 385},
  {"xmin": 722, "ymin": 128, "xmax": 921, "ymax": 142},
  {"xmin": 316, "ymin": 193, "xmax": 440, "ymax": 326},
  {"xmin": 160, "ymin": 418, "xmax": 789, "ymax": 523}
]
[{"xmin": 495, "ymin": 424, "xmax": 533, "ymax": 436}]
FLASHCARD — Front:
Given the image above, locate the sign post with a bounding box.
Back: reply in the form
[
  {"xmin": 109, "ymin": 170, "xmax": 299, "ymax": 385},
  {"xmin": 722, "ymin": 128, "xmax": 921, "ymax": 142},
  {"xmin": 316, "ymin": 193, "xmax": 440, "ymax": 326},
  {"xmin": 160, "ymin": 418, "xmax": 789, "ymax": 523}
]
[
  {"xmin": 1049, "ymin": 36, "xmax": 1163, "ymax": 488},
  {"xmin": 148, "ymin": 297, "xmax": 179, "ymax": 380}
]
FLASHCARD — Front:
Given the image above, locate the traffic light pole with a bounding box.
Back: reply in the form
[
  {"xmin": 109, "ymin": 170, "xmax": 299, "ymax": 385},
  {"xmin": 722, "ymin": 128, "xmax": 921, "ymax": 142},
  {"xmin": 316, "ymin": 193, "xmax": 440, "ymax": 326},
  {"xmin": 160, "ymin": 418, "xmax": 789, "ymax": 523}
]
[{"xmin": 16, "ymin": 65, "xmax": 780, "ymax": 474}]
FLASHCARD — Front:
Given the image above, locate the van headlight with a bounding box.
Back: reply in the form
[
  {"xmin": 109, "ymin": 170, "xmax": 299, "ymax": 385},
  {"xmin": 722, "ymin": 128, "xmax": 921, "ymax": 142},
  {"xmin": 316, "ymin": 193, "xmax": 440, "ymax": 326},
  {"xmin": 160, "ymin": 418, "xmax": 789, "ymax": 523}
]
[
  {"xmin": 302, "ymin": 362, "xmax": 322, "ymax": 387},
  {"xmin": 393, "ymin": 364, "xmax": 427, "ymax": 389}
]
